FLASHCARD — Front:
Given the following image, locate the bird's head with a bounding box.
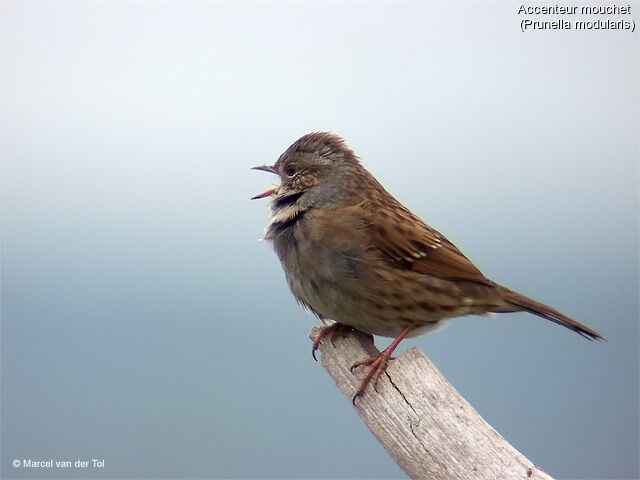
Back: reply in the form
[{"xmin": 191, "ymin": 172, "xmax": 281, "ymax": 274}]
[{"xmin": 252, "ymin": 132, "xmax": 363, "ymax": 211}]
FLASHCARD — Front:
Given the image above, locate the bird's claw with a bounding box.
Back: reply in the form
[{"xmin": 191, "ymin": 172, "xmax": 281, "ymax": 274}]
[
  {"xmin": 311, "ymin": 323, "xmax": 352, "ymax": 360},
  {"xmin": 350, "ymin": 352, "xmax": 392, "ymax": 404}
]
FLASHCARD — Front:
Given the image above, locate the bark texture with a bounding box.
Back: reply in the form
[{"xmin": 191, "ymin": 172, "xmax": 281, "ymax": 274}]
[{"xmin": 310, "ymin": 327, "xmax": 554, "ymax": 480}]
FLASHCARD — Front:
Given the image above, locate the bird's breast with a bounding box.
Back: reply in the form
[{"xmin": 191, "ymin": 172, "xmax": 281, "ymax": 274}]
[{"xmin": 267, "ymin": 207, "xmax": 475, "ymax": 337}]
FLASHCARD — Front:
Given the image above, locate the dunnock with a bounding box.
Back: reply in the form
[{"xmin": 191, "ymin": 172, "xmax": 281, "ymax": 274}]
[{"xmin": 253, "ymin": 132, "xmax": 602, "ymax": 400}]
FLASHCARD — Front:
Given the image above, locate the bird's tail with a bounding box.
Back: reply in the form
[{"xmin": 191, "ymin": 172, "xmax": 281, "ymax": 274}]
[{"xmin": 496, "ymin": 286, "xmax": 604, "ymax": 341}]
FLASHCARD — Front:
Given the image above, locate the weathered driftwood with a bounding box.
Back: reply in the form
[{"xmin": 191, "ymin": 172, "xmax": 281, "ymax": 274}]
[{"xmin": 310, "ymin": 326, "xmax": 554, "ymax": 480}]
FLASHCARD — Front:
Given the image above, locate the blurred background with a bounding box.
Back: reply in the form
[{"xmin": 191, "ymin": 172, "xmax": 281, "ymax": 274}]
[{"xmin": 1, "ymin": 2, "xmax": 638, "ymax": 479}]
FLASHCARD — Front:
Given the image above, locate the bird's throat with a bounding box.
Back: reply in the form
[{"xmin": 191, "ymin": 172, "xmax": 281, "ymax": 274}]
[
  {"xmin": 273, "ymin": 191, "xmax": 304, "ymax": 210},
  {"xmin": 265, "ymin": 192, "xmax": 309, "ymax": 239}
]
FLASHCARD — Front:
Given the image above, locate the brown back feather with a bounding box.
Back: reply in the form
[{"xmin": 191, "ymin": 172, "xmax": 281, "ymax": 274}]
[{"xmin": 361, "ymin": 194, "xmax": 492, "ymax": 286}]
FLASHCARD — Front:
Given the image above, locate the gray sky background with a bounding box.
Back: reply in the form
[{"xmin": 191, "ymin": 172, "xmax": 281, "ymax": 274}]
[{"xmin": 1, "ymin": 2, "xmax": 638, "ymax": 479}]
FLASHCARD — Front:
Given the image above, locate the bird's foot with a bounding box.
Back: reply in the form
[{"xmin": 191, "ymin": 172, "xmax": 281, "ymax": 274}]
[
  {"xmin": 312, "ymin": 323, "xmax": 354, "ymax": 360},
  {"xmin": 349, "ymin": 325, "xmax": 413, "ymax": 405},
  {"xmin": 350, "ymin": 350, "xmax": 394, "ymax": 404}
]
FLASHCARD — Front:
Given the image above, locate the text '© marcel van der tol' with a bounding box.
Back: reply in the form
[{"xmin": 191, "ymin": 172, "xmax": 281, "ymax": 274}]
[{"xmin": 13, "ymin": 458, "xmax": 105, "ymax": 469}]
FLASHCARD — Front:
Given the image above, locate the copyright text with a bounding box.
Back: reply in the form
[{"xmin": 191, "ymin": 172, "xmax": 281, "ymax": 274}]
[{"xmin": 12, "ymin": 458, "xmax": 105, "ymax": 469}]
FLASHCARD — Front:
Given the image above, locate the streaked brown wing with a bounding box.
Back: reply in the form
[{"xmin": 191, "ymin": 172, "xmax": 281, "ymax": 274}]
[{"xmin": 365, "ymin": 201, "xmax": 491, "ymax": 285}]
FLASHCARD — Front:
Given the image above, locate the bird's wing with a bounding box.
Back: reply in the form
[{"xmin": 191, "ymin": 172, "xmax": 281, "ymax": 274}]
[{"xmin": 363, "ymin": 200, "xmax": 492, "ymax": 285}]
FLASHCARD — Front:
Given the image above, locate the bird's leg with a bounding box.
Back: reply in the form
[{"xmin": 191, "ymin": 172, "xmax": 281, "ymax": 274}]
[
  {"xmin": 312, "ymin": 323, "xmax": 354, "ymax": 360},
  {"xmin": 350, "ymin": 325, "xmax": 414, "ymax": 404}
]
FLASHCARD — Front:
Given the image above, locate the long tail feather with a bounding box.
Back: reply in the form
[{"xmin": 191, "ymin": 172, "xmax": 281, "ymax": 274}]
[{"xmin": 500, "ymin": 287, "xmax": 604, "ymax": 341}]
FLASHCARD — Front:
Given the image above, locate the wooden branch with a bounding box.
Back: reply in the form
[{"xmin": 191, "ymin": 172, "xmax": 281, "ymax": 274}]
[{"xmin": 310, "ymin": 327, "xmax": 554, "ymax": 480}]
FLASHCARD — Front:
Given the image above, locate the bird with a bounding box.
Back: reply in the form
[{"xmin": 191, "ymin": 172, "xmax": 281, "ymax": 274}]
[{"xmin": 252, "ymin": 132, "xmax": 603, "ymax": 401}]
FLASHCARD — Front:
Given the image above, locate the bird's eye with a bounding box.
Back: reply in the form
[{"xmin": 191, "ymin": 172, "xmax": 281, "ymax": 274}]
[{"xmin": 284, "ymin": 165, "xmax": 296, "ymax": 177}]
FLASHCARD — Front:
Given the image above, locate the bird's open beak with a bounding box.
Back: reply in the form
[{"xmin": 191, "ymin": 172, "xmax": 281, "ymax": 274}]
[
  {"xmin": 251, "ymin": 164, "xmax": 280, "ymax": 199},
  {"xmin": 252, "ymin": 164, "xmax": 278, "ymax": 174},
  {"xmin": 251, "ymin": 186, "xmax": 280, "ymax": 200}
]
